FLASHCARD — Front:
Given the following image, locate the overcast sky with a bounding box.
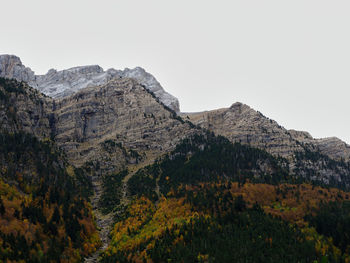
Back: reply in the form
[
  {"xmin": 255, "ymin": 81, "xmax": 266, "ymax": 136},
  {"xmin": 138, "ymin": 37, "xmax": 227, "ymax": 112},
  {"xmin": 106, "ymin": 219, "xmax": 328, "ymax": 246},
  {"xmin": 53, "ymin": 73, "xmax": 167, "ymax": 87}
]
[{"xmin": 1, "ymin": 0, "xmax": 349, "ymax": 143}]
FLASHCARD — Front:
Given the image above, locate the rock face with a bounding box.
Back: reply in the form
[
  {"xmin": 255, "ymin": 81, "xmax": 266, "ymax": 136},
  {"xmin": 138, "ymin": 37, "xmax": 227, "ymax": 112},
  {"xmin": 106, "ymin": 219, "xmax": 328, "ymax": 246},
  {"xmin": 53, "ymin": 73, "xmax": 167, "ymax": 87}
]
[
  {"xmin": 0, "ymin": 55, "xmax": 35, "ymax": 83},
  {"xmin": 0, "ymin": 54, "xmax": 180, "ymax": 113},
  {"xmin": 182, "ymin": 102, "xmax": 350, "ymax": 162},
  {"xmin": 120, "ymin": 67, "xmax": 180, "ymax": 113},
  {"xmin": 182, "ymin": 103, "xmax": 304, "ymax": 159},
  {"xmin": 1, "ymin": 55, "xmax": 350, "ymax": 186},
  {"xmin": 0, "ymin": 76, "xmax": 194, "ymax": 172},
  {"xmin": 309, "ymin": 137, "xmax": 350, "ymax": 162},
  {"xmin": 53, "ymin": 77, "xmax": 193, "ymax": 170}
]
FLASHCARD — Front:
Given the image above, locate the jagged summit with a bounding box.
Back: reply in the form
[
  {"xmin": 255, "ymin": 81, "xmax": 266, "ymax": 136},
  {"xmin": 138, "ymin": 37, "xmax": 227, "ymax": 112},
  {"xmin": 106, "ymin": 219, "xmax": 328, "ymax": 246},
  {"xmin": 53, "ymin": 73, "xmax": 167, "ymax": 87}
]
[
  {"xmin": 0, "ymin": 54, "xmax": 180, "ymax": 112},
  {"xmin": 0, "ymin": 54, "xmax": 35, "ymax": 83}
]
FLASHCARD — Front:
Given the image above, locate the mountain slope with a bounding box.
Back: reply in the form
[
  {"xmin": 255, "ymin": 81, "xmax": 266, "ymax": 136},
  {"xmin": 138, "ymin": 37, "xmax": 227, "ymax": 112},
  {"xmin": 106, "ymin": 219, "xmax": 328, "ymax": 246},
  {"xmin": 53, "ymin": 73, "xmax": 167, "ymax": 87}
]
[
  {"xmin": 0, "ymin": 74, "xmax": 196, "ymax": 173},
  {"xmin": 0, "ymin": 76, "xmax": 198, "ymax": 262},
  {"xmin": 102, "ymin": 133, "xmax": 350, "ymax": 262},
  {"xmin": 53, "ymin": 77, "xmax": 196, "ymax": 171},
  {"xmin": 1, "ymin": 76, "xmax": 349, "ymax": 189},
  {"xmin": 0, "ymin": 77, "xmax": 101, "ymax": 262},
  {"xmin": 0, "ymin": 77, "xmax": 53, "ymax": 139},
  {"xmin": 182, "ymin": 102, "xmax": 350, "ymax": 162},
  {"xmin": 0, "ymin": 131, "xmax": 100, "ymax": 262}
]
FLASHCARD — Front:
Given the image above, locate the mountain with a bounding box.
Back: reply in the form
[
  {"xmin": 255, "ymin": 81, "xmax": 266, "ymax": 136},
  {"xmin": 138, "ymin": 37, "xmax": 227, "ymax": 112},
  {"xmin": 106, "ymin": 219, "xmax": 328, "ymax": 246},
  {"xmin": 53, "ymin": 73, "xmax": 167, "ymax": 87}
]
[
  {"xmin": 1, "ymin": 54, "xmax": 350, "ymax": 262},
  {"xmin": 0, "ymin": 54, "xmax": 180, "ymax": 112},
  {"xmin": 1, "ymin": 71, "xmax": 349, "ymax": 188},
  {"xmin": 0, "ymin": 73, "xmax": 199, "ymax": 262},
  {"xmin": 52, "ymin": 77, "xmax": 195, "ymax": 171}
]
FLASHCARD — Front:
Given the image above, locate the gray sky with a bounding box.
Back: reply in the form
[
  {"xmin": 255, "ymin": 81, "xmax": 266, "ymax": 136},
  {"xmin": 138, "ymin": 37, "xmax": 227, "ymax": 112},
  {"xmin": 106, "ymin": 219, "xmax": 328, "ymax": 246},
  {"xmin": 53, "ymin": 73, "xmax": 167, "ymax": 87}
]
[{"xmin": 1, "ymin": 0, "xmax": 349, "ymax": 143}]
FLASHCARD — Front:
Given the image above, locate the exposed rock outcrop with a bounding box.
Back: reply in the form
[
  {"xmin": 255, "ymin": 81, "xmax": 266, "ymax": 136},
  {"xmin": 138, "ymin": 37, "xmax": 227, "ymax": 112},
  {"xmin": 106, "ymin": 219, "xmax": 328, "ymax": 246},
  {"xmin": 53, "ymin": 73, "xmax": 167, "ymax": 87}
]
[
  {"xmin": 1, "ymin": 58, "xmax": 349, "ymax": 186},
  {"xmin": 0, "ymin": 75, "xmax": 194, "ymax": 173},
  {"xmin": 182, "ymin": 102, "xmax": 304, "ymax": 159},
  {"xmin": 0, "ymin": 54, "xmax": 180, "ymax": 112},
  {"xmin": 53, "ymin": 77, "xmax": 193, "ymax": 170},
  {"xmin": 308, "ymin": 137, "xmax": 350, "ymax": 162},
  {"xmin": 120, "ymin": 67, "xmax": 180, "ymax": 113},
  {"xmin": 0, "ymin": 55, "xmax": 35, "ymax": 83},
  {"xmin": 182, "ymin": 102, "xmax": 350, "ymax": 162}
]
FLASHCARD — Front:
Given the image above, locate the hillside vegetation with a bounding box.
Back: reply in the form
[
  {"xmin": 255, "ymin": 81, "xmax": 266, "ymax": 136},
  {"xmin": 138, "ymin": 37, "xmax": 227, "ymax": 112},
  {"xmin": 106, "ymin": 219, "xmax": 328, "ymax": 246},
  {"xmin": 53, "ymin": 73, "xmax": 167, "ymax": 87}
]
[
  {"xmin": 101, "ymin": 133, "xmax": 350, "ymax": 262},
  {"xmin": 0, "ymin": 132, "xmax": 101, "ymax": 262}
]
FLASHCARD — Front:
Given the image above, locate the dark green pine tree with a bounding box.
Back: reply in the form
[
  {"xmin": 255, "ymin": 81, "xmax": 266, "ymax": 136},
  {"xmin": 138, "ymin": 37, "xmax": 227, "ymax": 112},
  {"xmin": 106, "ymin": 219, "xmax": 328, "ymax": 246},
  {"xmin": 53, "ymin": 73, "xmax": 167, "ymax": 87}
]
[{"xmin": 0, "ymin": 197, "xmax": 5, "ymax": 216}]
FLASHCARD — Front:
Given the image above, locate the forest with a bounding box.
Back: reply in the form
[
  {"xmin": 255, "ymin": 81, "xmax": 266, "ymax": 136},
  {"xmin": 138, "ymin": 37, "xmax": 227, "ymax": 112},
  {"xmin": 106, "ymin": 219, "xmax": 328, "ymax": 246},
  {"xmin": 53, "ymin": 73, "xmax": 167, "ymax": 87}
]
[
  {"xmin": 101, "ymin": 133, "xmax": 350, "ymax": 262},
  {"xmin": 102, "ymin": 181, "xmax": 350, "ymax": 262},
  {"xmin": 0, "ymin": 132, "xmax": 101, "ymax": 262}
]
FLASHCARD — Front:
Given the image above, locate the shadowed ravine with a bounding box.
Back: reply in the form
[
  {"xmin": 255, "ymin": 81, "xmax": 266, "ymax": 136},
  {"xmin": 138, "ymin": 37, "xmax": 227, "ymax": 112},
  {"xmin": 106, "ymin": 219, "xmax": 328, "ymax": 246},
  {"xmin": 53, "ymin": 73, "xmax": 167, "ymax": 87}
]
[{"xmin": 84, "ymin": 175, "xmax": 114, "ymax": 263}]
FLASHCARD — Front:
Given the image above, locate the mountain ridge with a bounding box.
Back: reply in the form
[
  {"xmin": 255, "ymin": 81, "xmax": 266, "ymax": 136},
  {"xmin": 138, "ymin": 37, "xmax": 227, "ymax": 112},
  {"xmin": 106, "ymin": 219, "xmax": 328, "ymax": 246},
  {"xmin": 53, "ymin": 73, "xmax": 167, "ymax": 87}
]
[
  {"xmin": 0, "ymin": 54, "xmax": 180, "ymax": 113},
  {"xmin": 1, "ymin": 54, "xmax": 350, "ymax": 184},
  {"xmin": 182, "ymin": 102, "xmax": 350, "ymax": 162}
]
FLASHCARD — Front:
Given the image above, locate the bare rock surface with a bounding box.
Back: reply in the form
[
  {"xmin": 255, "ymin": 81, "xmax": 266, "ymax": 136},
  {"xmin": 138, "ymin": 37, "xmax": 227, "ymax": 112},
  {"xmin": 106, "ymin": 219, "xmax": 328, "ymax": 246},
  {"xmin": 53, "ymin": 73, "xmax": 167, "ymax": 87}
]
[
  {"xmin": 54, "ymin": 77, "xmax": 194, "ymax": 171},
  {"xmin": 0, "ymin": 55, "xmax": 35, "ymax": 83},
  {"xmin": 0, "ymin": 54, "xmax": 180, "ymax": 112},
  {"xmin": 308, "ymin": 137, "xmax": 350, "ymax": 162},
  {"xmin": 182, "ymin": 102, "xmax": 350, "ymax": 162},
  {"xmin": 182, "ymin": 102, "xmax": 304, "ymax": 159}
]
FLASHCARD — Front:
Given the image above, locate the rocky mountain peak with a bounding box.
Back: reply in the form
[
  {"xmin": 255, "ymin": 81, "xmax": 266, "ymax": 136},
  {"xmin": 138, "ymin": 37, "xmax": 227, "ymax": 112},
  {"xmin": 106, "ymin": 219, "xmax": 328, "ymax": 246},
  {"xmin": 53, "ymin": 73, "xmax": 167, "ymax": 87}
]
[
  {"xmin": 183, "ymin": 102, "xmax": 350, "ymax": 162},
  {"xmin": 0, "ymin": 54, "xmax": 35, "ymax": 83},
  {"xmin": 0, "ymin": 54, "xmax": 180, "ymax": 112}
]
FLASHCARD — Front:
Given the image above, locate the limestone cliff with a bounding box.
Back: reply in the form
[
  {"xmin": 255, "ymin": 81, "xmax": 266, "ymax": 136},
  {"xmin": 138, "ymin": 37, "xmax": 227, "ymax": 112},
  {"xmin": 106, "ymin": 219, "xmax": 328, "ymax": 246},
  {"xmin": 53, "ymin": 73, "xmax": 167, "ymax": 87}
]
[
  {"xmin": 0, "ymin": 55, "xmax": 35, "ymax": 83},
  {"xmin": 182, "ymin": 102, "xmax": 350, "ymax": 162},
  {"xmin": 53, "ymin": 77, "xmax": 194, "ymax": 170},
  {"xmin": 0, "ymin": 54, "xmax": 180, "ymax": 112},
  {"xmin": 1, "ymin": 63, "xmax": 349, "ymax": 187},
  {"xmin": 0, "ymin": 76, "xmax": 194, "ymax": 173}
]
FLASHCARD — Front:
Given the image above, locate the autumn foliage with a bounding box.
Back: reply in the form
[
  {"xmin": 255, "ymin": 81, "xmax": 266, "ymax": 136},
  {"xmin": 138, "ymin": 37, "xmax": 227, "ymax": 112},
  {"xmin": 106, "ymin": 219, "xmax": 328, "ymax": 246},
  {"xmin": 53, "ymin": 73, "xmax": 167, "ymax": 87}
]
[{"xmin": 0, "ymin": 132, "xmax": 101, "ymax": 262}]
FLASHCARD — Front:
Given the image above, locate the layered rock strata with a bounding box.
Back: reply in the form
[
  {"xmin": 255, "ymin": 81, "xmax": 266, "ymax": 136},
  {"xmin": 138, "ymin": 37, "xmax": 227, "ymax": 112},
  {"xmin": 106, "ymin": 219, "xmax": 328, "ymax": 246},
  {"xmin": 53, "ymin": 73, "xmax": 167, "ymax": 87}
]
[
  {"xmin": 182, "ymin": 102, "xmax": 350, "ymax": 162},
  {"xmin": 53, "ymin": 77, "xmax": 194, "ymax": 170},
  {"xmin": 0, "ymin": 76, "xmax": 194, "ymax": 173}
]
